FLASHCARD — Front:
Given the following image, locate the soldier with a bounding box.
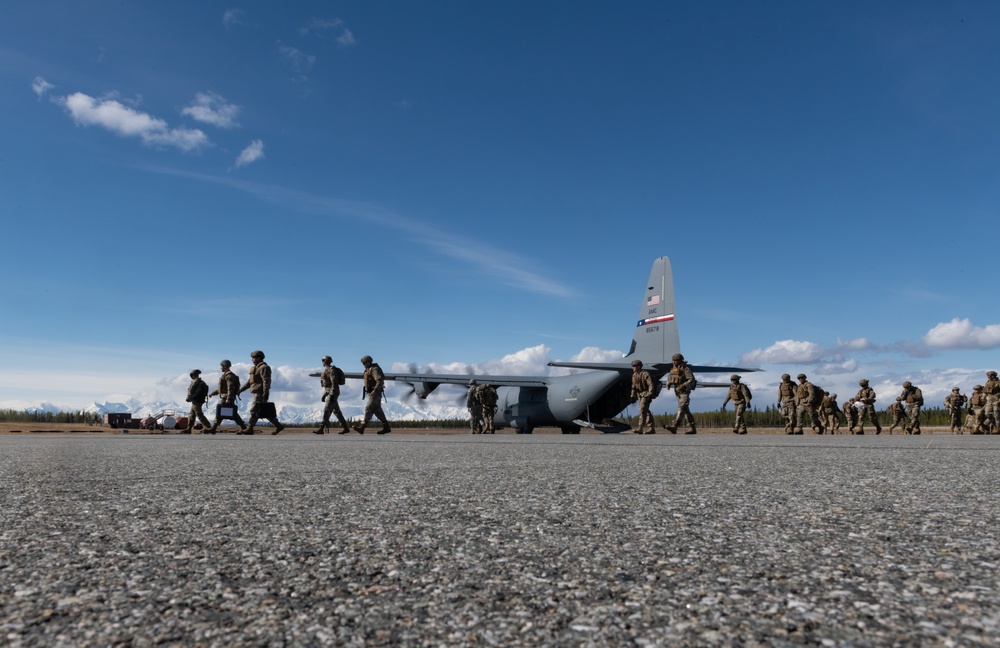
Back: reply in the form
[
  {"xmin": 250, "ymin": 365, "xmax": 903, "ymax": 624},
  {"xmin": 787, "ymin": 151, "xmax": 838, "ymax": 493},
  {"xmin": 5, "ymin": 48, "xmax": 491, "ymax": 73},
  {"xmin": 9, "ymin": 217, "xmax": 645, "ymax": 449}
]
[
  {"xmin": 207, "ymin": 359, "xmax": 248, "ymax": 433},
  {"xmin": 183, "ymin": 369, "xmax": 212, "ymax": 434},
  {"xmin": 794, "ymin": 373, "xmax": 824, "ymax": 435},
  {"xmin": 722, "ymin": 374, "xmax": 752, "ymax": 434},
  {"xmin": 777, "ymin": 374, "xmax": 797, "ymax": 434},
  {"xmin": 239, "ymin": 350, "xmax": 285, "ymax": 435},
  {"xmin": 899, "ymin": 380, "xmax": 924, "ymax": 434},
  {"xmin": 853, "ymin": 378, "xmax": 882, "ymax": 435},
  {"xmin": 664, "ymin": 353, "xmax": 697, "ymax": 434},
  {"xmin": 354, "ymin": 355, "xmax": 391, "ymax": 435},
  {"xmin": 968, "ymin": 385, "xmax": 987, "ymax": 434},
  {"xmin": 821, "ymin": 392, "xmax": 840, "ymax": 434},
  {"xmin": 314, "ymin": 355, "xmax": 351, "ymax": 435},
  {"xmin": 886, "ymin": 398, "xmax": 905, "ymax": 434},
  {"xmin": 478, "ymin": 383, "xmax": 499, "ymax": 434},
  {"xmin": 943, "ymin": 387, "xmax": 967, "ymax": 434},
  {"xmin": 984, "ymin": 371, "xmax": 1000, "ymax": 434},
  {"xmin": 630, "ymin": 359, "xmax": 656, "ymax": 434},
  {"xmin": 467, "ymin": 380, "xmax": 483, "ymax": 434},
  {"xmin": 842, "ymin": 397, "xmax": 859, "ymax": 434}
]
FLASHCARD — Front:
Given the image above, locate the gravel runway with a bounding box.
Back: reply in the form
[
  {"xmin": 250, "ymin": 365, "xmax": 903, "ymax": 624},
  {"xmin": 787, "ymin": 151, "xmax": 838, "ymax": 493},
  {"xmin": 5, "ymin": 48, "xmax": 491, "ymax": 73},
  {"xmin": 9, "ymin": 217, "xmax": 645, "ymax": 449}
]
[{"xmin": 1, "ymin": 433, "xmax": 998, "ymax": 646}]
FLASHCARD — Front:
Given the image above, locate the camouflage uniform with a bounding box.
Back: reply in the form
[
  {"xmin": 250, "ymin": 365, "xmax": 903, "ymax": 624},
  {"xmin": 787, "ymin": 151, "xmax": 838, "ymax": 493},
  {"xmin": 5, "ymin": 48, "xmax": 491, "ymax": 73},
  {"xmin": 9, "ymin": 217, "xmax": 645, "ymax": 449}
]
[
  {"xmin": 821, "ymin": 392, "xmax": 840, "ymax": 434},
  {"xmin": 983, "ymin": 372, "xmax": 1000, "ymax": 434},
  {"xmin": 355, "ymin": 355, "xmax": 391, "ymax": 434},
  {"xmin": 467, "ymin": 380, "xmax": 483, "ymax": 434},
  {"xmin": 794, "ymin": 374, "xmax": 824, "ymax": 434},
  {"xmin": 207, "ymin": 360, "xmax": 248, "ymax": 433},
  {"xmin": 478, "ymin": 384, "xmax": 498, "ymax": 434},
  {"xmin": 240, "ymin": 350, "xmax": 285, "ymax": 435},
  {"xmin": 722, "ymin": 374, "xmax": 751, "ymax": 434},
  {"xmin": 664, "ymin": 353, "xmax": 697, "ymax": 434},
  {"xmin": 853, "ymin": 380, "xmax": 882, "ymax": 435},
  {"xmin": 968, "ymin": 386, "xmax": 987, "ymax": 434},
  {"xmin": 777, "ymin": 374, "xmax": 797, "ymax": 434},
  {"xmin": 886, "ymin": 399, "xmax": 905, "ymax": 434},
  {"xmin": 630, "ymin": 360, "xmax": 656, "ymax": 434},
  {"xmin": 943, "ymin": 388, "xmax": 967, "ymax": 434},
  {"xmin": 184, "ymin": 369, "xmax": 212, "ymax": 433},
  {"xmin": 842, "ymin": 398, "xmax": 859, "ymax": 434},
  {"xmin": 899, "ymin": 381, "xmax": 923, "ymax": 434},
  {"xmin": 315, "ymin": 356, "xmax": 350, "ymax": 435}
]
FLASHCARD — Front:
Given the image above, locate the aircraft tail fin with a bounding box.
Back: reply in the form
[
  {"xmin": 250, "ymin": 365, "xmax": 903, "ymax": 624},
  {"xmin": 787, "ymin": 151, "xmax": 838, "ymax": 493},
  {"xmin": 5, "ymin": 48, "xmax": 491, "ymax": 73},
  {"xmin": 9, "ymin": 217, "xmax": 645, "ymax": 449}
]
[{"xmin": 624, "ymin": 256, "xmax": 680, "ymax": 370}]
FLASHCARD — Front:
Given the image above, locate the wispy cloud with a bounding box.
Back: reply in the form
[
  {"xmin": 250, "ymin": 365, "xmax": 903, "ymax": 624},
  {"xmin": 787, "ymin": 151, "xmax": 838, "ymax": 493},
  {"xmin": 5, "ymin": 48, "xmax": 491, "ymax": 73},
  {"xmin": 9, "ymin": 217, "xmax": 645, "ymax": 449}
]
[
  {"xmin": 222, "ymin": 8, "xmax": 245, "ymax": 30},
  {"xmin": 142, "ymin": 168, "xmax": 576, "ymax": 298},
  {"xmin": 924, "ymin": 317, "xmax": 1000, "ymax": 350},
  {"xmin": 60, "ymin": 91, "xmax": 210, "ymax": 152},
  {"xmin": 181, "ymin": 91, "xmax": 241, "ymax": 129},
  {"xmin": 278, "ymin": 43, "xmax": 316, "ymax": 79},
  {"xmin": 301, "ymin": 17, "xmax": 355, "ymax": 47},
  {"xmin": 32, "ymin": 75, "xmax": 54, "ymax": 97},
  {"xmin": 234, "ymin": 139, "xmax": 265, "ymax": 167}
]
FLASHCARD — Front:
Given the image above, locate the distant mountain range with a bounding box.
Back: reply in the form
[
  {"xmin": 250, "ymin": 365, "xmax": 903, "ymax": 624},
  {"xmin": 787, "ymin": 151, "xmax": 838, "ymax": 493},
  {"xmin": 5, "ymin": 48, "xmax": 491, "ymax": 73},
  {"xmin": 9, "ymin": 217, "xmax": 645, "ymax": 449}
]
[{"xmin": 14, "ymin": 398, "xmax": 470, "ymax": 426}]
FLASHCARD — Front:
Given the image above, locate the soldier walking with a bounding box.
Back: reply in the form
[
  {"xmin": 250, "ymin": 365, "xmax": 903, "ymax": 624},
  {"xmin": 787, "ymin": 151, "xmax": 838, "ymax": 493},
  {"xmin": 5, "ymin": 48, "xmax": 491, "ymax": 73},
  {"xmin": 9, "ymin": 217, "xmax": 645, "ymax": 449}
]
[
  {"xmin": 794, "ymin": 374, "xmax": 824, "ymax": 435},
  {"xmin": 183, "ymin": 369, "xmax": 212, "ymax": 434},
  {"xmin": 467, "ymin": 380, "xmax": 483, "ymax": 434},
  {"xmin": 899, "ymin": 381, "xmax": 924, "ymax": 434},
  {"xmin": 842, "ymin": 398, "xmax": 859, "ymax": 434},
  {"xmin": 886, "ymin": 398, "xmax": 905, "ymax": 434},
  {"xmin": 943, "ymin": 387, "xmax": 967, "ymax": 434},
  {"xmin": 853, "ymin": 379, "xmax": 882, "ymax": 435},
  {"xmin": 630, "ymin": 359, "xmax": 656, "ymax": 434},
  {"xmin": 722, "ymin": 374, "xmax": 752, "ymax": 434},
  {"xmin": 479, "ymin": 383, "xmax": 499, "ymax": 434},
  {"xmin": 984, "ymin": 371, "xmax": 1000, "ymax": 434},
  {"xmin": 207, "ymin": 359, "xmax": 248, "ymax": 433},
  {"xmin": 664, "ymin": 353, "xmax": 697, "ymax": 434},
  {"xmin": 314, "ymin": 355, "xmax": 351, "ymax": 435},
  {"xmin": 354, "ymin": 355, "xmax": 391, "ymax": 434},
  {"xmin": 821, "ymin": 392, "xmax": 840, "ymax": 434},
  {"xmin": 239, "ymin": 350, "xmax": 285, "ymax": 435},
  {"xmin": 968, "ymin": 385, "xmax": 987, "ymax": 434},
  {"xmin": 777, "ymin": 374, "xmax": 796, "ymax": 434}
]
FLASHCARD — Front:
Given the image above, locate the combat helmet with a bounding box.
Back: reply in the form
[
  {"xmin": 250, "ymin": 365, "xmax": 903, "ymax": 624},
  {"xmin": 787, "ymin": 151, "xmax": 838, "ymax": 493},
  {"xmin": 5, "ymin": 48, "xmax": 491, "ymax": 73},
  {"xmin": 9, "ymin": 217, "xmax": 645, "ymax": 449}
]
[
  {"xmin": 671, "ymin": 353, "xmax": 684, "ymax": 362},
  {"xmin": 251, "ymin": 350, "xmax": 265, "ymax": 360},
  {"xmin": 859, "ymin": 379, "xmax": 869, "ymax": 386}
]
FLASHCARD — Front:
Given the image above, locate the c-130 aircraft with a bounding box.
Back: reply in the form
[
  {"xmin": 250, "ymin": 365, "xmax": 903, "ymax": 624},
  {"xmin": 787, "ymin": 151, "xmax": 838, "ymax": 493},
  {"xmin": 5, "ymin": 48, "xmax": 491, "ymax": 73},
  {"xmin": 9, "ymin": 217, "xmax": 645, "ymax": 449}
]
[{"xmin": 346, "ymin": 257, "xmax": 756, "ymax": 434}]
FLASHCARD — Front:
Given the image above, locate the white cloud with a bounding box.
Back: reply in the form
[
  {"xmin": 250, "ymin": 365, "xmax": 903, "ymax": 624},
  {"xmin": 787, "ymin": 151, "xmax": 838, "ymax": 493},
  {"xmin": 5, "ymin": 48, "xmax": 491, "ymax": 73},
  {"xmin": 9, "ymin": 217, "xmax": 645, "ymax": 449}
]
[
  {"xmin": 924, "ymin": 318, "xmax": 1000, "ymax": 350},
  {"xmin": 222, "ymin": 8, "xmax": 245, "ymax": 29},
  {"xmin": 181, "ymin": 92, "xmax": 241, "ymax": 129},
  {"xmin": 337, "ymin": 29, "xmax": 356, "ymax": 47},
  {"xmin": 32, "ymin": 76, "xmax": 54, "ymax": 97},
  {"xmin": 301, "ymin": 17, "xmax": 355, "ymax": 47},
  {"xmin": 61, "ymin": 92, "xmax": 209, "ymax": 152},
  {"xmin": 740, "ymin": 339, "xmax": 827, "ymax": 365},
  {"xmin": 278, "ymin": 44, "xmax": 316, "ymax": 78},
  {"xmin": 234, "ymin": 139, "xmax": 265, "ymax": 167}
]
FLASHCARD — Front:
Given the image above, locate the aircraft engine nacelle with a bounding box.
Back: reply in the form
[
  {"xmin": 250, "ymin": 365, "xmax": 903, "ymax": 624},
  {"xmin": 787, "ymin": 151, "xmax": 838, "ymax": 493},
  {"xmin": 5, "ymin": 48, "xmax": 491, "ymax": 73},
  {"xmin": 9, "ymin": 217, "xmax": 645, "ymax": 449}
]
[{"xmin": 414, "ymin": 382, "xmax": 440, "ymax": 399}]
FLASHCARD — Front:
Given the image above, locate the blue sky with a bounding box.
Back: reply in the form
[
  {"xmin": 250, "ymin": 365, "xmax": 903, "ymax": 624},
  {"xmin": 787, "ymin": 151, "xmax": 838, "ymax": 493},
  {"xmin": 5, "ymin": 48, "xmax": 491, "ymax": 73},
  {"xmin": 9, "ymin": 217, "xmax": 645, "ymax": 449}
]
[{"xmin": 2, "ymin": 1, "xmax": 999, "ymax": 415}]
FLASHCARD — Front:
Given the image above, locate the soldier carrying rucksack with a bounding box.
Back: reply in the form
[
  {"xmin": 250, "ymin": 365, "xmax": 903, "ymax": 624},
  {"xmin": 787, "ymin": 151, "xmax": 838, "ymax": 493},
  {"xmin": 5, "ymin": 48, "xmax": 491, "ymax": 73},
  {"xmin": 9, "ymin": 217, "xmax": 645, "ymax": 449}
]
[{"xmin": 315, "ymin": 355, "xmax": 351, "ymax": 435}]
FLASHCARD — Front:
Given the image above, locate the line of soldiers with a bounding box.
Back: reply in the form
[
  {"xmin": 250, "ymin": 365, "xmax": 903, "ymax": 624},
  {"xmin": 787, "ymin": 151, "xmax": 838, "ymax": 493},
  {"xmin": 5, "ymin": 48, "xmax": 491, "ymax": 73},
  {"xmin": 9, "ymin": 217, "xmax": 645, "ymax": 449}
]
[
  {"xmin": 182, "ymin": 351, "xmax": 392, "ymax": 436},
  {"xmin": 774, "ymin": 372, "xmax": 1000, "ymax": 435},
  {"xmin": 466, "ymin": 380, "xmax": 499, "ymax": 434}
]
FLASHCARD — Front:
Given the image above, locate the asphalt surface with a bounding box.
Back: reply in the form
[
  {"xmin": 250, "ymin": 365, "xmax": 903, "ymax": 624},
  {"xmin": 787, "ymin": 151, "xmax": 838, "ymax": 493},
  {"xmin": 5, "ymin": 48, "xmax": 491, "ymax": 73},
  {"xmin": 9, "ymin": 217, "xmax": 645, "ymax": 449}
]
[{"xmin": 1, "ymin": 433, "xmax": 998, "ymax": 647}]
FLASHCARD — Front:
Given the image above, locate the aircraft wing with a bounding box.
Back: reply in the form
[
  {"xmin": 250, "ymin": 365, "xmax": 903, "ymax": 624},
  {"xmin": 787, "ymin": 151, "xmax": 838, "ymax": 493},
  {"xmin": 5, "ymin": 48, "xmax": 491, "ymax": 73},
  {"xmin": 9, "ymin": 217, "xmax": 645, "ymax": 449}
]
[
  {"xmin": 342, "ymin": 372, "xmax": 549, "ymax": 388},
  {"xmin": 548, "ymin": 362, "xmax": 759, "ymax": 374},
  {"xmin": 688, "ymin": 365, "xmax": 760, "ymax": 374}
]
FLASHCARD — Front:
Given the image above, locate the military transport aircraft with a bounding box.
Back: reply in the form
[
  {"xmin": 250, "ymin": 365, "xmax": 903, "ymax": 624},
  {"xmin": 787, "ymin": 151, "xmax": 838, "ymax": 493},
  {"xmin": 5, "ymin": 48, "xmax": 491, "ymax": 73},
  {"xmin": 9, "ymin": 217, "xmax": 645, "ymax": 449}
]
[{"xmin": 344, "ymin": 256, "xmax": 756, "ymax": 434}]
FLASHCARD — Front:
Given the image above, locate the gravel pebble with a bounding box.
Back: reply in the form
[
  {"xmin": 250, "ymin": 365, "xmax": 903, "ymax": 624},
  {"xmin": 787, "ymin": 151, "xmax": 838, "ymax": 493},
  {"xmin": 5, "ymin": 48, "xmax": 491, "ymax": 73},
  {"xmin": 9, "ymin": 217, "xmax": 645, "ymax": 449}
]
[{"xmin": 1, "ymin": 434, "xmax": 998, "ymax": 646}]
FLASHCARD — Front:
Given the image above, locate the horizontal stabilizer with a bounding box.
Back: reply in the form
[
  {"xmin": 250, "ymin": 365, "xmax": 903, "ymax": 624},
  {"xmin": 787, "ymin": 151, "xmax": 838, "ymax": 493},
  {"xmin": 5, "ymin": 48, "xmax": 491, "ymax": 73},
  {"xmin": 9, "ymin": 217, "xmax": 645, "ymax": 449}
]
[{"xmin": 689, "ymin": 365, "xmax": 760, "ymax": 374}]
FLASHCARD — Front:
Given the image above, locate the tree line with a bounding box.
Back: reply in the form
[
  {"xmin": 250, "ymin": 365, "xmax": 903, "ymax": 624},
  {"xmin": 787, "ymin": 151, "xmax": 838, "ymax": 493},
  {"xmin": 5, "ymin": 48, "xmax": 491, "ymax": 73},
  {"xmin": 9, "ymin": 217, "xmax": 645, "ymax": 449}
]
[{"xmin": 0, "ymin": 409, "xmax": 104, "ymax": 424}]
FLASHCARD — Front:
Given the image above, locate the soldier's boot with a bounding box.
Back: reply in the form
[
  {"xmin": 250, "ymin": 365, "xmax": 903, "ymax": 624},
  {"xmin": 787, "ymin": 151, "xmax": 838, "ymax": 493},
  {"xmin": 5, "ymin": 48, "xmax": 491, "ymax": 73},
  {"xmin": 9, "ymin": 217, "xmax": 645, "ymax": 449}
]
[
  {"xmin": 339, "ymin": 424, "xmax": 351, "ymax": 434},
  {"xmin": 239, "ymin": 427, "xmax": 255, "ymax": 435},
  {"xmin": 181, "ymin": 427, "xmax": 192, "ymax": 435},
  {"xmin": 204, "ymin": 425, "xmax": 217, "ymax": 434},
  {"xmin": 313, "ymin": 423, "xmax": 327, "ymax": 435},
  {"xmin": 353, "ymin": 424, "xmax": 366, "ymax": 434},
  {"xmin": 377, "ymin": 425, "xmax": 391, "ymax": 435},
  {"xmin": 685, "ymin": 426, "xmax": 697, "ymax": 434},
  {"xmin": 271, "ymin": 422, "xmax": 285, "ymax": 436},
  {"xmin": 875, "ymin": 424, "xmax": 882, "ymax": 435},
  {"xmin": 665, "ymin": 425, "xmax": 677, "ymax": 434}
]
